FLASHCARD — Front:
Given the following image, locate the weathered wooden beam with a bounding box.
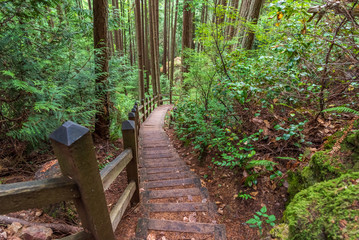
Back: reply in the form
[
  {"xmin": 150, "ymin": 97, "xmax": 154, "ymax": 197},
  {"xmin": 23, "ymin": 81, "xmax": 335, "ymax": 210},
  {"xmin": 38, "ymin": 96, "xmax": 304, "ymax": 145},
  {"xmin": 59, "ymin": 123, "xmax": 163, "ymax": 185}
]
[
  {"xmin": 0, "ymin": 177, "xmax": 79, "ymax": 215},
  {"xmin": 100, "ymin": 149, "xmax": 133, "ymax": 190},
  {"xmin": 50, "ymin": 121, "xmax": 115, "ymax": 240},
  {"xmin": 110, "ymin": 181, "xmax": 136, "ymax": 231}
]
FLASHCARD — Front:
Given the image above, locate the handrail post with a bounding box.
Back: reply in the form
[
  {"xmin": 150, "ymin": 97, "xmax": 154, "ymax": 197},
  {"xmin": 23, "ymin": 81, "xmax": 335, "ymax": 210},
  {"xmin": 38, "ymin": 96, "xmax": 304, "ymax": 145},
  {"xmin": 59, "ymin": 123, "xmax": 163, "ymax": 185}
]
[
  {"xmin": 134, "ymin": 106, "xmax": 140, "ymax": 136},
  {"xmin": 50, "ymin": 121, "xmax": 115, "ymax": 240},
  {"xmin": 149, "ymin": 97, "xmax": 152, "ymax": 114},
  {"xmin": 145, "ymin": 97, "xmax": 149, "ymax": 119},
  {"xmin": 121, "ymin": 120, "xmax": 140, "ymax": 204},
  {"xmin": 141, "ymin": 99, "xmax": 145, "ymax": 122}
]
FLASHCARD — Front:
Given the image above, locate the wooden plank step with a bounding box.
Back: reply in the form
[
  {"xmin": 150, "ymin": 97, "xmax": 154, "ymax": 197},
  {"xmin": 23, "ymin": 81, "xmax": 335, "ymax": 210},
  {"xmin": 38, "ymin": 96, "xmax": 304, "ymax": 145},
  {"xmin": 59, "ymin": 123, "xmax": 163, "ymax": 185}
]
[
  {"xmin": 141, "ymin": 153, "xmax": 174, "ymax": 159},
  {"xmin": 141, "ymin": 172, "xmax": 194, "ymax": 181},
  {"xmin": 141, "ymin": 161, "xmax": 186, "ymax": 168},
  {"xmin": 140, "ymin": 165, "xmax": 189, "ymax": 174},
  {"xmin": 135, "ymin": 218, "xmax": 226, "ymax": 239},
  {"xmin": 144, "ymin": 202, "xmax": 209, "ymax": 212},
  {"xmin": 146, "ymin": 188, "xmax": 201, "ymax": 199},
  {"xmin": 141, "ymin": 177, "xmax": 200, "ymax": 189}
]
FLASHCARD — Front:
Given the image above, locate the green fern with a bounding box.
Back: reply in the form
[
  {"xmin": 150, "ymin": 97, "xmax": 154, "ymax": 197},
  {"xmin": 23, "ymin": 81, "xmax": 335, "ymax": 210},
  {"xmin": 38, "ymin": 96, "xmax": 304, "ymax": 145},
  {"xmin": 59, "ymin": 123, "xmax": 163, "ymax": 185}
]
[
  {"xmin": 246, "ymin": 160, "xmax": 278, "ymax": 171},
  {"xmin": 323, "ymin": 106, "xmax": 359, "ymax": 115}
]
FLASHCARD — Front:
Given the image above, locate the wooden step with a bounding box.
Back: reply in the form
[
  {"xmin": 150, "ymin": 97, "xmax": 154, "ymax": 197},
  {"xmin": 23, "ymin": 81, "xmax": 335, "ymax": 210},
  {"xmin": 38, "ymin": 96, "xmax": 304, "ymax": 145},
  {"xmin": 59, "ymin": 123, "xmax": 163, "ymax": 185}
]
[
  {"xmin": 145, "ymin": 188, "xmax": 201, "ymax": 199},
  {"xmin": 141, "ymin": 160, "xmax": 186, "ymax": 168},
  {"xmin": 135, "ymin": 218, "xmax": 226, "ymax": 240},
  {"xmin": 140, "ymin": 165, "xmax": 189, "ymax": 175},
  {"xmin": 141, "ymin": 177, "xmax": 200, "ymax": 189},
  {"xmin": 144, "ymin": 202, "xmax": 209, "ymax": 212},
  {"xmin": 141, "ymin": 171, "xmax": 194, "ymax": 181}
]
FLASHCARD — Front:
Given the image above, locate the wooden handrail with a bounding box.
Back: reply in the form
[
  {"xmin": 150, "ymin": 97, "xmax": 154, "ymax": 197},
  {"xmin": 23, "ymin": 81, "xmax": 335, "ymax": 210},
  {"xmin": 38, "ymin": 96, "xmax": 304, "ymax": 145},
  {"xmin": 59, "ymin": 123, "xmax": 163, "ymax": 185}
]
[
  {"xmin": 110, "ymin": 181, "xmax": 136, "ymax": 231},
  {"xmin": 0, "ymin": 97, "xmax": 163, "ymax": 239},
  {"xmin": 0, "ymin": 177, "xmax": 80, "ymax": 215},
  {"xmin": 100, "ymin": 148, "xmax": 133, "ymax": 190}
]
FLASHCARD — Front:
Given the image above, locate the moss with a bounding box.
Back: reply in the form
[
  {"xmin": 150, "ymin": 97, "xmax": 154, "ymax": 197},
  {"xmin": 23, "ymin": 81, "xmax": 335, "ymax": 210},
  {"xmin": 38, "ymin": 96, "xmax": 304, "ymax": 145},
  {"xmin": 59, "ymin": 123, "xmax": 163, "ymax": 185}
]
[
  {"xmin": 287, "ymin": 150, "xmax": 344, "ymax": 199},
  {"xmin": 270, "ymin": 224, "xmax": 289, "ymax": 240},
  {"xmin": 283, "ymin": 172, "xmax": 359, "ymax": 240}
]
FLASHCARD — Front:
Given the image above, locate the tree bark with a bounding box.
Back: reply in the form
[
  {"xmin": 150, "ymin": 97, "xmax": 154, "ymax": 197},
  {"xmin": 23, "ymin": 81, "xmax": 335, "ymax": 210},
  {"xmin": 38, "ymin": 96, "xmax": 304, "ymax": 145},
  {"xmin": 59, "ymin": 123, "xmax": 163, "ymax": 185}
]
[
  {"xmin": 88, "ymin": 0, "xmax": 92, "ymax": 11},
  {"xmin": 144, "ymin": 0, "xmax": 150, "ymax": 93},
  {"xmin": 170, "ymin": 0, "xmax": 179, "ymax": 103},
  {"xmin": 240, "ymin": 0, "xmax": 264, "ymax": 50},
  {"xmin": 135, "ymin": 0, "xmax": 145, "ymax": 100},
  {"xmin": 93, "ymin": 0, "xmax": 110, "ymax": 139},
  {"xmin": 162, "ymin": 0, "xmax": 168, "ymax": 75},
  {"xmin": 149, "ymin": 0, "xmax": 158, "ymax": 95},
  {"xmin": 181, "ymin": 0, "xmax": 193, "ymax": 77}
]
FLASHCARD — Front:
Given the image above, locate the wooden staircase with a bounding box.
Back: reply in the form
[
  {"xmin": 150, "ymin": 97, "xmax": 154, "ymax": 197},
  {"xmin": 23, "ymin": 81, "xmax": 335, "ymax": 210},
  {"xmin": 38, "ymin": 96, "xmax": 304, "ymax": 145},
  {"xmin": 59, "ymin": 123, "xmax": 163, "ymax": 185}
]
[{"xmin": 133, "ymin": 105, "xmax": 226, "ymax": 239}]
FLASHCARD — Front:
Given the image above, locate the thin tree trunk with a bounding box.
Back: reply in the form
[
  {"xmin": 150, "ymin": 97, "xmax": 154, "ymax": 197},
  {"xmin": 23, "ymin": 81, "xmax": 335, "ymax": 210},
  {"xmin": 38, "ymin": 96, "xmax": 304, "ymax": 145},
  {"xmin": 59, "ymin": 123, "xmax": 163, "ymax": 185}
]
[
  {"xmin": 135, "ymin": 0, "xmax": 145, "ymax": 100},
  {"xmin": 149, "ymin": 0, "xmax": 157, "ymax": 95},
  {"xmin": 144, "ymin": 0, "xmax": 150, "ymax": 93},
  {"xmin": 228, "ymin": 0, "xmax": 239, "ymax": 41},
  {"xmin": 162, "ymin": 0, "xmax": 168, "ymax": 75},
  {"xmin": 129, "ymin": 7, "xmax": 134, "ymax": 66},
  {"xmin": 181, "ymin": 0, "xmax": 193, "ymax": 77},
  {"xmin": 170, "ymin": 0, "xmax": 179, "ymax": 103},
  {"xmin": 93, "ymin": 0, "xmax": 110, "ymax": 138},
  {"xmin": 109, "ymin": 31, "xmax": 115, "ymax": 57},
  {"xmin": 88, "ymin": 0, "xmax": 92, "ymax": 11}
]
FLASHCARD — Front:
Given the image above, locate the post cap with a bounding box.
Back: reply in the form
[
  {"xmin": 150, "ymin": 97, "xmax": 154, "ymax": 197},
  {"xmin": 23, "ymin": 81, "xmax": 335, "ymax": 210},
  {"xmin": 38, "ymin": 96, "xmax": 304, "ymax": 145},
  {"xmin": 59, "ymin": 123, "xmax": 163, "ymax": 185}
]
[
  {"xmin": 50, "ymin": 121, "xmax": 89, "ymax": 146},
  {"xmin": 128, "ymin": 112, "xmax": 136, "ymax": 118},
  {"xmin": 122, "ymin": 120, "xmax": 135, "ymax": 131}
]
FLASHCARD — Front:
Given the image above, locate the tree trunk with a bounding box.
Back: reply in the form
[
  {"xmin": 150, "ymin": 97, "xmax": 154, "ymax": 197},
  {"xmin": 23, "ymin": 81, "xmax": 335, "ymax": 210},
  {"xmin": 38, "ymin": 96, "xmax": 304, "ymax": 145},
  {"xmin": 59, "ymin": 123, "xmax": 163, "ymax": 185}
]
[
  {"xmin": 240, "ymin": 0, "xmax": 264, "ymax": 50},
  {"xmin": 181, "ymin": 0, "xmax": 193, "ymax": 77},
  {"xmin": 144, "ymin": 0, "xmax": 150, "ymax": 93},
  {"xmin": 88, "ymin": 0, "xmax": 92, "ymax": 11},
  {"xmin": 162, "ymin": 0, "xmax": 168, "ymax": 75},
  {"xmin": 170, "ymin": 0, "xmax": 179, "ymax": 103},
  {"xmin": 93, "ymin": 0, "xmax": 110, "ymax": 139},
  {"xmin": 135, "ymin": 0, "xmax": 145, "ymax": 100},
  {"xmin": 227, "ymin": 0, "xmax": 240, "ymax": 41},
  {"xmin": 149, "ymin": 0, "xmax": 158, "ymax": 95}
]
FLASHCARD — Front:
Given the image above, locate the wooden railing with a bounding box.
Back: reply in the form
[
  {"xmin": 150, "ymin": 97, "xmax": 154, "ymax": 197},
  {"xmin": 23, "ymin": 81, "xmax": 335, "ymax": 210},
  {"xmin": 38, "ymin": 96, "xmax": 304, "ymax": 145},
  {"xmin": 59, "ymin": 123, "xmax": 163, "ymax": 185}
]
[{"xmin": 0, "ymin": 96, "xmax": 163, "ymax": 240}]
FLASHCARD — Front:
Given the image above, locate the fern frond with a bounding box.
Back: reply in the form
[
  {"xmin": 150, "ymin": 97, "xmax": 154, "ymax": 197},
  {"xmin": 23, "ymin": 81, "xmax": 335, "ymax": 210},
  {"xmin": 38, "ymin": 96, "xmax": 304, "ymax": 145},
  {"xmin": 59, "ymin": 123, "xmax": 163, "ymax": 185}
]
[
  {"xmin": 245, "ymin": 160, "xmax": 277, "ymax": 169},
  {"xmin": 323, "ymin": 106, "xmax": 359, "ymax": 115}
]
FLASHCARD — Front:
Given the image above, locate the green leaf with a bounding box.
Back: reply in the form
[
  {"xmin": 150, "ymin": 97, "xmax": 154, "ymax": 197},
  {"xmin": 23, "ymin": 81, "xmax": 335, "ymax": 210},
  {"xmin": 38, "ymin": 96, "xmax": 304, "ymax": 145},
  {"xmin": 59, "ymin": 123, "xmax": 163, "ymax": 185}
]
[
  {"xmin": 246, "ymin": 219, "xmax": 257, "ymax": 224},
  {"xmin": 268, "ymin": 215, "xmax": 276, "ymax": 221},
  {"xmin": 260, "ymin": 206, "xmax": 267, "ymax": 213}
]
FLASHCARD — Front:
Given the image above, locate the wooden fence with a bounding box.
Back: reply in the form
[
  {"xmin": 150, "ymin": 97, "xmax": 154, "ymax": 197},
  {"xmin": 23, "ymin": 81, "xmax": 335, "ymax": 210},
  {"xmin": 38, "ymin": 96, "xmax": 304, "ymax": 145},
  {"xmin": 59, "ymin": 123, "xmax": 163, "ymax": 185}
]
[{"xmin": 0, "ymin": 95, "xmax": 163, "ymax": 240}]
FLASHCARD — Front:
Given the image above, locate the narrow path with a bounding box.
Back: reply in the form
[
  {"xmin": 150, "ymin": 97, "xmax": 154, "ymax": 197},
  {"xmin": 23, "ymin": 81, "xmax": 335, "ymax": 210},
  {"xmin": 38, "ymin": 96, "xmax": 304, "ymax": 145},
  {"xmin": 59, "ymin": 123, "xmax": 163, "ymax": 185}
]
[{"xmin": 133, "ymin": 105, "xmax": 226, "ymax": 240}]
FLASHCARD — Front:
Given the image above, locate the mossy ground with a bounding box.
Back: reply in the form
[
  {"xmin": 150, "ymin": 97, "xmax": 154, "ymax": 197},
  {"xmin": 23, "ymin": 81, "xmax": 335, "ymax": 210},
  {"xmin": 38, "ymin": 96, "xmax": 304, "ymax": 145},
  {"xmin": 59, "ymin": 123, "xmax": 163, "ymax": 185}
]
[{"xmin": 284, "ymin": 172, "xmax": 359, "ymax": 240}]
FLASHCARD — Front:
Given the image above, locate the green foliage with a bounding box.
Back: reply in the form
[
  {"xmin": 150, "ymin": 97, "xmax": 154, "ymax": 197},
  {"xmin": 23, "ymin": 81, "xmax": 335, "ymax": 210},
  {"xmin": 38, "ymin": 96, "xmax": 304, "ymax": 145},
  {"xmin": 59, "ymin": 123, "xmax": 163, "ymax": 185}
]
[
  {"xmin": 323, "ymin": 106, "xmax": 359, "ymax": 116},
  {"xmin": 284, "ymin": 172, "xmax": 359, "ymax": 240},
  {"xmin": 237, "ymin": 192, "xmax": 252, "ymax": 200},
  {"xmin": 246, "ymin": 205, "xmax": 276, "ymax": 235}
]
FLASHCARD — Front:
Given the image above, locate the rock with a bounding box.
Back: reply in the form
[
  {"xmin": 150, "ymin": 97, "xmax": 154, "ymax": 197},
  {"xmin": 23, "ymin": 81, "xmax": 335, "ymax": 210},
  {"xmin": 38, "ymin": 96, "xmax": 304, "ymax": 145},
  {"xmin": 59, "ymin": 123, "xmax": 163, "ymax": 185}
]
[
  {"xmin": 217, "ymin": 208, "xmax": 224, "ymax": 215},
  {"xmin": 21, "ymin": 226, "xmax": 52, "ymax": 240},
  {"xmin": 34, "ymin": 160, "xmax": 61, "ymax": 180},
  {"xmin": 35, "ymin": 211, "xmax": 42, "ymax": 217},
  {"xmin": 8, "ymin": 222, "xmax": 22, "ymax": 234},
  {"xmin": 146, "ymin": 233, "xmax": 156, "ymax": 240},
  {"xmin": 0, "ymin": 231, "xmax": 7, "ymax": 239}
]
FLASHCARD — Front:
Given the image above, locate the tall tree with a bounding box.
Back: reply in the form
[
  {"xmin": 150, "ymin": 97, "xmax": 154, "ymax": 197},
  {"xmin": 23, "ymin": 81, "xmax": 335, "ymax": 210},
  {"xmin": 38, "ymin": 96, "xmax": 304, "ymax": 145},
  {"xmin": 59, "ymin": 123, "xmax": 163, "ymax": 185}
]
[
  {"xmin": 240, "ymin": 0, "xmax": 264, "ymax": 50},
  {"xmin": 162, "ymin": 0, "xmax": 168, "ymax": 75},
  {"xmin": 181, "ymin": 0, "xmax": 193, "ymax": 76},
  {"xmin": 135, "ymin": 0, "xmax": 145, "ymax": 100},
  {"xmin": 170, "ymin": 0, "xmax": 179, "ymax": 103},
  {"xmin": 93, "ymin": 0, "xmax": 110, "ymax": 138}
]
